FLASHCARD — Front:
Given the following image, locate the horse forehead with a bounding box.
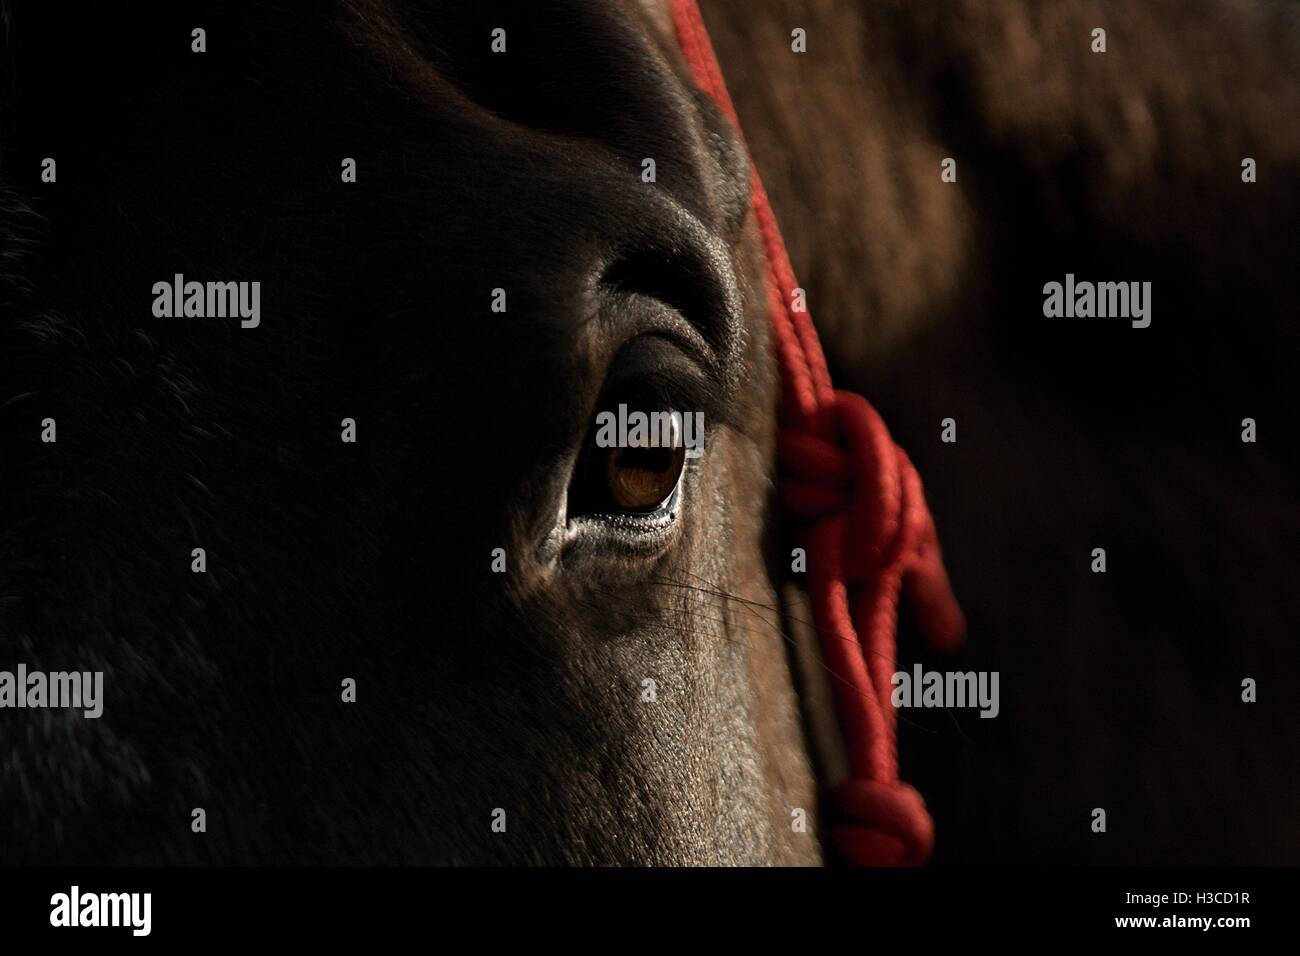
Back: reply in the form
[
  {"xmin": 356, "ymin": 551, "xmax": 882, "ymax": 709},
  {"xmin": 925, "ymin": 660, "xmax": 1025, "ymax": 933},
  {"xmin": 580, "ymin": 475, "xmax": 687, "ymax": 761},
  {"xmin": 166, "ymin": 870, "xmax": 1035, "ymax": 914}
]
[
  {"xmin": 320, "ymin": 11, "xmax": 751, "ymax": 375},
  {"xmin": 335, "ymin": 0, "xmax": 669, "ymax": 105}
]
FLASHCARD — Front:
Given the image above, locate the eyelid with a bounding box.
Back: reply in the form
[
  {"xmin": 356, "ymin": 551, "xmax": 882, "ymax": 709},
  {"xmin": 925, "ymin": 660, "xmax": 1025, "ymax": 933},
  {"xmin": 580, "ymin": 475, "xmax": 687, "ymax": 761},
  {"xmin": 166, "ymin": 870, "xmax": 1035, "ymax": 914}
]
[
  {"xmin": 594, "ymin": 275, "xmax": 736, "ymax": 405},
  {"xmin": 594, "ymin": 333, "xmax": 730, "ymax": 434}
]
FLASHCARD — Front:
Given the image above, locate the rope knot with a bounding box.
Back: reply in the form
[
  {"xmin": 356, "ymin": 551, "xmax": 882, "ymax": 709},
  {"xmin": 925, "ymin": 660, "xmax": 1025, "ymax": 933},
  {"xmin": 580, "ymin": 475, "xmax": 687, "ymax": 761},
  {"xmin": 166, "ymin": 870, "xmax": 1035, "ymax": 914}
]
[
  {"xmin": 777, "ymin": 390, "xmax": 911, "ymax": 585},
  {"xmin": 829, "ymin": 778, "xmax": 935, "ymax": 867},
  {"xmin": 779, "ymin": 390, "xmax": 966, "ymax": 652}
]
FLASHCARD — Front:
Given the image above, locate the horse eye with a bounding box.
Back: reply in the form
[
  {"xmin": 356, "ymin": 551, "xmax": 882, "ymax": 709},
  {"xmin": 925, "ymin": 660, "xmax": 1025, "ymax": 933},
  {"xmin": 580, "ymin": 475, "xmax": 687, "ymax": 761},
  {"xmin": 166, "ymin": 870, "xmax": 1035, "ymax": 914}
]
[
  {"xmin": 566, "ymin": 406, "xmax": 693, "ymax": 527},
  {"xmin": 606, "ymin": 445, "xmax": 686, "ymax": 512}
]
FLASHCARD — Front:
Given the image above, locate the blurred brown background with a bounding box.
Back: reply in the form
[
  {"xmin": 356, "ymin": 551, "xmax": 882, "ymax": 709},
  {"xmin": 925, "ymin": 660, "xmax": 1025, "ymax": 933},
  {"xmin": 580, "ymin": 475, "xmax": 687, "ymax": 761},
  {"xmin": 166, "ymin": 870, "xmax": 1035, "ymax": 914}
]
[{"xmin": 705, "ymin": 0, "xmax": 1300, "ymax": 864}]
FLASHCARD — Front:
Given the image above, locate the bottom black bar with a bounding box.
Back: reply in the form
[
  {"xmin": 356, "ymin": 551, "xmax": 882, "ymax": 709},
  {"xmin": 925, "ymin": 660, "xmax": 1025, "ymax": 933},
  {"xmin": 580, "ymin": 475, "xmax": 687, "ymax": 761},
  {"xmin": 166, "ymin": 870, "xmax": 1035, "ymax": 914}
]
[{"xmin": 1, "ymin": 866, "xmax": 1293, "ymax": 942}]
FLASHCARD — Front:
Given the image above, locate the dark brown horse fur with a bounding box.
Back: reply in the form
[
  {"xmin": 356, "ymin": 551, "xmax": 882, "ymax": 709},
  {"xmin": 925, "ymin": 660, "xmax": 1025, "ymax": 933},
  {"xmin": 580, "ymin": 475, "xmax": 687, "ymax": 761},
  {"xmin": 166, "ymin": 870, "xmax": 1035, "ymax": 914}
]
[{"xmin": 706, "ymin": 0, "xmax": 1300, "ymax": 863}]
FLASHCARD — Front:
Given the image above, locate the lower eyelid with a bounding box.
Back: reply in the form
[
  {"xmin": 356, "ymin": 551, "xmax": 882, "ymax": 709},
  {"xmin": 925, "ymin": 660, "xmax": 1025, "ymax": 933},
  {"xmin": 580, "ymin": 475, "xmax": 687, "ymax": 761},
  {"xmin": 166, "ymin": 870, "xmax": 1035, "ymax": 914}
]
[{"xmin": 575, "ymin": 466, "xmax": 685, "ymax": 531}]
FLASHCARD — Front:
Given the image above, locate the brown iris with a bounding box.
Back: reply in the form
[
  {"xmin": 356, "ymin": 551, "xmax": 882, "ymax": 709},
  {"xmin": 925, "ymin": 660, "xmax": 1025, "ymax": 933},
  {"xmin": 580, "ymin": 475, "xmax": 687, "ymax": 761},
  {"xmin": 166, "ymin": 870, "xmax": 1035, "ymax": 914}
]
[{"xmin": 605, "ymin": 444, "xmax": 686, "ymax": 512}]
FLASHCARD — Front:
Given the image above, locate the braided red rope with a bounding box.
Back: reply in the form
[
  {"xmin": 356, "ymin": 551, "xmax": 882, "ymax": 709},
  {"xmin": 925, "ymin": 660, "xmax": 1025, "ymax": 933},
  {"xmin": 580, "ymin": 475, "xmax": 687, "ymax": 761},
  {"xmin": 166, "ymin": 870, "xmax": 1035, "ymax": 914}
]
[{"xmin": 669, "ymin": 0, "xmax": 966, "ymax": 866}]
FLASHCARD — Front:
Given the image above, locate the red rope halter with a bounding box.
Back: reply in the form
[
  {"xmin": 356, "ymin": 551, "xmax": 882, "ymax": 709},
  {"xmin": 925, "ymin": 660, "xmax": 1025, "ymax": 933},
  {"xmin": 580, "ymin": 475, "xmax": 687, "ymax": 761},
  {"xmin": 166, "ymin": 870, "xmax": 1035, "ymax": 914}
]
[{"xmin": 669, "ymin": 0, "xmax": 966, "ymax": 866}]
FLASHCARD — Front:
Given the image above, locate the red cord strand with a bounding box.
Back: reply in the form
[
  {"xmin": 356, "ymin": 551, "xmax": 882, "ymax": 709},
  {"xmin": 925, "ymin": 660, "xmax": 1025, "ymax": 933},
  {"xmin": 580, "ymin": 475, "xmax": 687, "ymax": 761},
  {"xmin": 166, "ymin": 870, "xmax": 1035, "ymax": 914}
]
[{"xmin": 670, "ymin": 0, "xmax": 966, "ymax": 866}]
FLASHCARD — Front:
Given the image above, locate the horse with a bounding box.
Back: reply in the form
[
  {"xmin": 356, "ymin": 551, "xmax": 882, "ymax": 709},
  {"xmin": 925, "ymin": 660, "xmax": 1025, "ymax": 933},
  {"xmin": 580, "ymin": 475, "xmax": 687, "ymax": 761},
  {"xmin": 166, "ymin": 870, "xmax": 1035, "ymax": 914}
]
[
  {"xmin": 1, "ymin": 0, "xmax": 830, "ymax": 865},
  {"xmin": 1, "ymin": 0, "xmax": 1296, "ymax": 865}
]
